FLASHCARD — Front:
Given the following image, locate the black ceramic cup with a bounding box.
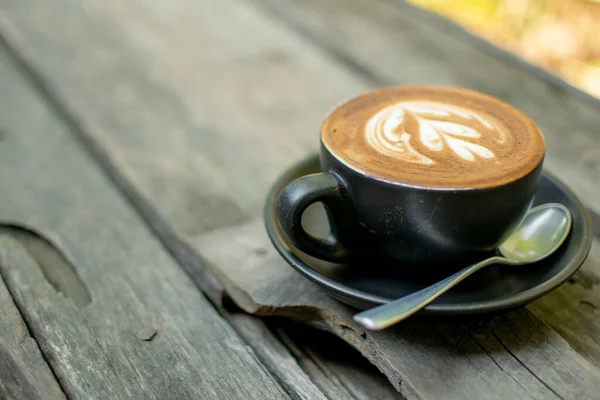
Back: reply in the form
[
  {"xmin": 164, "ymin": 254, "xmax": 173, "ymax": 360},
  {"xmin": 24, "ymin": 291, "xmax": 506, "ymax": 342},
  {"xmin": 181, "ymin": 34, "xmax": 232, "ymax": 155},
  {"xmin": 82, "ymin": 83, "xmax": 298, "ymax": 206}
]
[
  {"xmin": 276, "ymin": 86, "xmax": 545, "ymax": 266},
  {"xmin": 276, "ymin": 149, "xmax": 542, "ymax": 265}
]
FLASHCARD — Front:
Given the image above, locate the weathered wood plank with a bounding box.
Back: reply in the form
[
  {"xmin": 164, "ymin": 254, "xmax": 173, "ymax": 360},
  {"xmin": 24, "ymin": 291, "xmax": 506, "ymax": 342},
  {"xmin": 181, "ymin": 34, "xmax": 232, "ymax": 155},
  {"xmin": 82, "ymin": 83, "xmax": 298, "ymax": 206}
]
[
  {"xmin": 527, "ymin": 242, "xmax": 600, "ymax": 367},
  {"xmin": 0, "ymin": 270, "xmax": 65, "ymax": 399},
  {"xmin": 160, "ymin": 236, "xmax": 328, "ymax": 400},
  {"xmin": 271, "ymin": 320, "xmax": 404, "ymax": 400},
  {"xmin": 0, "ymin": 0, "xmax": 364, "ymax": 234},
  {"xmin": 224, "ymin": 312, "xmax": 328, "ymax": 400},
  {"xmin": 0, "ymin": 46, "xmax": 288, "ymax": 399},
  {"xmin": 3, "ymin": 0, "xmax": 600, "ymax": 398},
  {"xmin": 194, "ymin": 219, "xmax": 600, "ymax": 400}
]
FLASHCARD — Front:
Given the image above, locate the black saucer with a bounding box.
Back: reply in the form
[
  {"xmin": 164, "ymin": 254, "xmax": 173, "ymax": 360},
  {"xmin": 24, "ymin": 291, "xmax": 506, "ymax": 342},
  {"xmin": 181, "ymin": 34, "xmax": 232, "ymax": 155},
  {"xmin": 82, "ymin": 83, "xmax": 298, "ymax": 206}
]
[{"xmin": 264, "ymin": 154, "xmax": 593, "ymax": 314}]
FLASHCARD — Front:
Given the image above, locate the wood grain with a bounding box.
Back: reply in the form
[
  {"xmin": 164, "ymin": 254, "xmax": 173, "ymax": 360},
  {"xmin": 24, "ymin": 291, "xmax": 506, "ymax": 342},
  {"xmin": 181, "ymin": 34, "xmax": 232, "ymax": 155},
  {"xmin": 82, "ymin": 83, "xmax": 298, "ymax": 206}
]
[
  {"xmin": 0, "ymin": 46, "xmax": 288, "ymax": 399},
  {"xmin": 224, "ymin": 312, "xmax": 328, "ymax": 400},
  {"xmin": 194, "ymin": 219, "xmax": 600, "ymax": 400},
  {"xmin": 270, "ymin": 320, "xmax": 404, "ymax": 400},
  {"xmin": 527, "ymin": 243, "xmax": 600, "ymax": 367},
  {"xmin": 2, "ymin": 0, "xmax": 600, "ymax": 398},
  {"xmin": 0, "ymin": 0, "xmax": 365, "ymax": 234}
]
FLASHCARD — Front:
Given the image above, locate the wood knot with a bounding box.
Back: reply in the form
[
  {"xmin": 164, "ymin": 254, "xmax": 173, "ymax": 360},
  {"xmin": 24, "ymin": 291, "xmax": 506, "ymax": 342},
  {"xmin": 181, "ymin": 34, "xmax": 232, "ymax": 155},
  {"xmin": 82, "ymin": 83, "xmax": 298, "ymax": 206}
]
[{"xmin": 135, "ymin": 327, "xmax": 158, "ymax": 341}]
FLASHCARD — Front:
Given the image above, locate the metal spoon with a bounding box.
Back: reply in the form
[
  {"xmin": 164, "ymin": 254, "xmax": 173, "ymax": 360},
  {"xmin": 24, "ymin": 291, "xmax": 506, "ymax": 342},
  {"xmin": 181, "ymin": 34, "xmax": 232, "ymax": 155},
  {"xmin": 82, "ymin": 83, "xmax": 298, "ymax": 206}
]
[{"xmin": 353, "ymin": 203, "xmax": 572, "ymax": 330}]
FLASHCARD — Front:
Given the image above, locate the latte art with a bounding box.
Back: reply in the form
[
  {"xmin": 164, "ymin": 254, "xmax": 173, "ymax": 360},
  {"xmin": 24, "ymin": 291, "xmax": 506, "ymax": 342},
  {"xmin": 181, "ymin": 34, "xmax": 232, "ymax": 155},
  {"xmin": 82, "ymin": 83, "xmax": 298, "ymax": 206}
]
[
  {"xmin": 365, "ymin": 101, "xmax": 506, "ymax": 165},
  {"xmin": 321, "ymin": 86, "xmax": 545, "ymax": 188}
]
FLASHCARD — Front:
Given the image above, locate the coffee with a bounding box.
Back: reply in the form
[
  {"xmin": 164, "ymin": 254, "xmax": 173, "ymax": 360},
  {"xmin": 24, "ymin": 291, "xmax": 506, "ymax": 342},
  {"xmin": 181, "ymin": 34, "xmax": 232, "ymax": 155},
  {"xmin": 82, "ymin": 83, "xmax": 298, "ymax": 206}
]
[
  {"xmin": 321, "ymin": 86, "xmax": 545, "ymax": 188},
  {"xmin": 276, "ymin": 85, "xmax": 545, "ymax": 265}
]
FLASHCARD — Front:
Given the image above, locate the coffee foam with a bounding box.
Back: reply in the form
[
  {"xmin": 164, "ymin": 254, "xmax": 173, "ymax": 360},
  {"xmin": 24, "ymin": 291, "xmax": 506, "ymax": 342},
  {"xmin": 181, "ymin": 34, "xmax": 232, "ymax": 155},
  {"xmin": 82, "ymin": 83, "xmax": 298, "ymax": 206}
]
[{"xmin": 321, "ymin": 86, "xmax": 545, "ymax": 189}]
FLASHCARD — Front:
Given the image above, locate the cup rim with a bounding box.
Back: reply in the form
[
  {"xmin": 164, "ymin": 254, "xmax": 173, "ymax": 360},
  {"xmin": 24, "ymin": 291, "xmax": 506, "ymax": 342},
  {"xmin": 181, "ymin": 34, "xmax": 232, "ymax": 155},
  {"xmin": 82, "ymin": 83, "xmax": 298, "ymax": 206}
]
[{"xmin": 319, "ymin": 85, "xmax": 546, "ymax": 191}]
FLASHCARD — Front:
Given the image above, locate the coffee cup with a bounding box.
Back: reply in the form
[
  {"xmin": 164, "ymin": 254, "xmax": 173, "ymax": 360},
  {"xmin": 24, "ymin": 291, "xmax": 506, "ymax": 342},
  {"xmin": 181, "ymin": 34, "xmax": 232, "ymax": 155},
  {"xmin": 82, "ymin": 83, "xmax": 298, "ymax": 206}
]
[{"xmin": 276, "ymin": 86, "xmax": 545, "ymax": 265}]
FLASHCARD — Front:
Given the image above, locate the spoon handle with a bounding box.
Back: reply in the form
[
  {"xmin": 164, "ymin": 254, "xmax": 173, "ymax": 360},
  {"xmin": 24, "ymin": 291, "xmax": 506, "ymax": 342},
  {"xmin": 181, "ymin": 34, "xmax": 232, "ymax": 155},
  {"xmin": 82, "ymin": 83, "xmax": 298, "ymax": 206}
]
[{"xmin": 353, "ymin": 256, "xmax": 507, "ymax": 330}]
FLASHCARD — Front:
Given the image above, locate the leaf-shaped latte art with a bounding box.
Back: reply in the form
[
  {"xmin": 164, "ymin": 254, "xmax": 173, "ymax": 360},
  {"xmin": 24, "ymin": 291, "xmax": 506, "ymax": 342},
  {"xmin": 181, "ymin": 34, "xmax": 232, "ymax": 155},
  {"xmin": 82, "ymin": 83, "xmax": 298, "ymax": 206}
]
[
  {"xmin": 444, "ymin": 135, "xmax": 494, "ymax": 161},
  {"xmin": 365, "ymin": 105, "xmax": 436, "ymax": 165},
  {"xmin": 364, "ymin": 101, "xmax": 506, "ymax": 164}
]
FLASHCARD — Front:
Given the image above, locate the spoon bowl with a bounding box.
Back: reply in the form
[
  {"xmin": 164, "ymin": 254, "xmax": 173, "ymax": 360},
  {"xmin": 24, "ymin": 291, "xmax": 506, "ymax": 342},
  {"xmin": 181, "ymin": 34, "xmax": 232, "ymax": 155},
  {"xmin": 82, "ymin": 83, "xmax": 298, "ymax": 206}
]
[
  {"xmin": 499, "ymin": 203, "xmax": 572, "ymax": 263},
  {"xmin": 353, "ymin": 203, "xmax": 572, "ymax": 330}
]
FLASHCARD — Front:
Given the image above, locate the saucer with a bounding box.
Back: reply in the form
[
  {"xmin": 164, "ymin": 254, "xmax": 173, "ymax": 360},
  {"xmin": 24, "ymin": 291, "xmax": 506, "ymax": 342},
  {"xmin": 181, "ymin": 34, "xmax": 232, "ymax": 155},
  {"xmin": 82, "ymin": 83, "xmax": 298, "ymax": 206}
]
[{"xmin": 264, "ymin": 154, "xmax": 593, "ymax": 314}]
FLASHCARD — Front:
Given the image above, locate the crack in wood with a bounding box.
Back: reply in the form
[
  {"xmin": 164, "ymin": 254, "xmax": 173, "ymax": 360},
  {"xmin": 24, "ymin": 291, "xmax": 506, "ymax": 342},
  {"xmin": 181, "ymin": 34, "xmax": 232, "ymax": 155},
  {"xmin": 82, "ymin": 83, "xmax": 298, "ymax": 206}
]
[
  {"xmin": 578, "ymin": 300, "xmax": 597, "ymax": 312},
  {"xmin": 271, "ymin": 322, "xmax": 402, "ymax": 400},
  {"xmin": 467, "ymin": 331, "xmax": 534, "ymax": 398},
  {"xmin": 0, "ymin": 347, "xmax": 45, "ymax": 400},
  {"xmin": 490, "ymin": 327, "xmax": 565, "ymax": 400}
]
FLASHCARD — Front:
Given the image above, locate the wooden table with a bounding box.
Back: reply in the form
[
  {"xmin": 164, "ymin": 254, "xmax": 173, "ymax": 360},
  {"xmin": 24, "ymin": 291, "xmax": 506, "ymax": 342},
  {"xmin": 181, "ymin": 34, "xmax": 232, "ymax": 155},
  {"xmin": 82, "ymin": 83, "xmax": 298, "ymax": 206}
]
[{"xmin": 1, "ymin": 0, "xmax": 599, "ymax": 399}]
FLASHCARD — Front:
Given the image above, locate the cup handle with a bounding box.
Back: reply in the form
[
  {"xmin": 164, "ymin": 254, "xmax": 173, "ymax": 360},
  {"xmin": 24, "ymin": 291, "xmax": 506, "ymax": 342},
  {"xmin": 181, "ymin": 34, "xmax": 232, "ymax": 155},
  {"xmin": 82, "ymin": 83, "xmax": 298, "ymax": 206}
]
[{"xmin": 276, "ymin": 172, "xmax": 358, "ymax": 262}]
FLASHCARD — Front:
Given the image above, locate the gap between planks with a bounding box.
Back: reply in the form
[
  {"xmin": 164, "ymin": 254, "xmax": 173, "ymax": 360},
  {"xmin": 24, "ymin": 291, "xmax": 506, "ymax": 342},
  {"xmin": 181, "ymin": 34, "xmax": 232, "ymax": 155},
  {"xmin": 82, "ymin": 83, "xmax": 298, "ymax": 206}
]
[{"xmin": 0, "ymin": 265, "xmax": 67, "ymax": 399}]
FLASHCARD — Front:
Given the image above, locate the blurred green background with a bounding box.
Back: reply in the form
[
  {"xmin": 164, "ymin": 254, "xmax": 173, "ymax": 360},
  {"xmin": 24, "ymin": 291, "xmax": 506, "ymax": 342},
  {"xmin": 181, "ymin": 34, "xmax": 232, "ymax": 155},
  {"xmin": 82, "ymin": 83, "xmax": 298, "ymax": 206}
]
[{"xmin": 409, "ymin": 0, "xmax": 600, "ymax": 97}]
